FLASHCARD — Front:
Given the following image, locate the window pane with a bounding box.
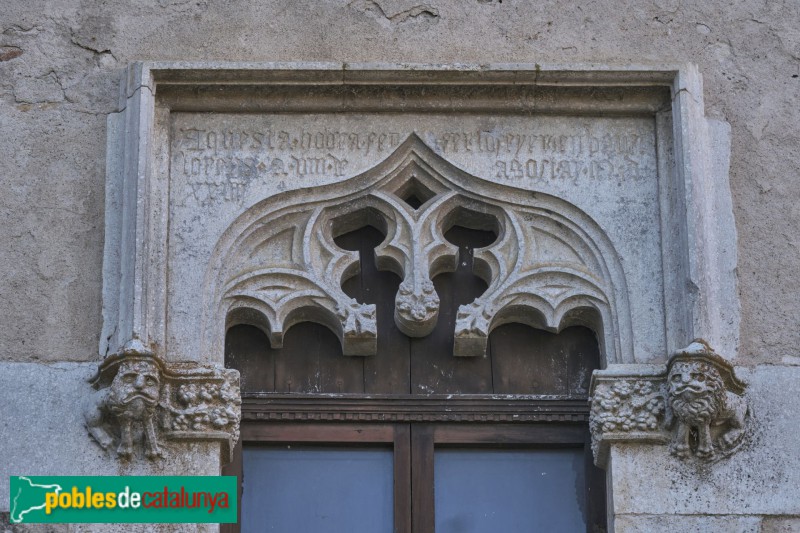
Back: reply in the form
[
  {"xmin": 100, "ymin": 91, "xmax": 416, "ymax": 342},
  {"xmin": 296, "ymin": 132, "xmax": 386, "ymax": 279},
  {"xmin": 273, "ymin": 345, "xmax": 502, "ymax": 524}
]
[
  {"xmin": 435, "ymin": 448, "xmax": 586, "ymax": 533},
  {"xmin": 242, "ymin": 446, "xmax": 393, "ymax": 533}
]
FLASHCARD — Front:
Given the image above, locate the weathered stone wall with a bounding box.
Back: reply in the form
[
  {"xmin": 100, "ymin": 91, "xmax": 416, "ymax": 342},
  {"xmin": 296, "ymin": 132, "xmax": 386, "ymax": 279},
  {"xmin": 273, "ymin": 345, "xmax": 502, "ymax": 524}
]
[
  {"xmin": 1, "ymin": 0, "xmax": 798, "ymax": 365},
  {"xmin": 1, "ymin": 2, "xmax": 798, "ymax": 532}
]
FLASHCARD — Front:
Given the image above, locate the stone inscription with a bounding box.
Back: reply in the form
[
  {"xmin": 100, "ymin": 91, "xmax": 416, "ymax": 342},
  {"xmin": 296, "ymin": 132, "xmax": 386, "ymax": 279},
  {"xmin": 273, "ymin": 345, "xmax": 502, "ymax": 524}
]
[
  {"xmin": 172, "ymin": 122, "xmax": 652, "ymax": 206},
  {"xmin": 432, "ymin": 130, "xmax": 649, "ymax": 183},
  {"xmin": 174, "ymin": 128, "xmax": 404, "ymax": 205}
]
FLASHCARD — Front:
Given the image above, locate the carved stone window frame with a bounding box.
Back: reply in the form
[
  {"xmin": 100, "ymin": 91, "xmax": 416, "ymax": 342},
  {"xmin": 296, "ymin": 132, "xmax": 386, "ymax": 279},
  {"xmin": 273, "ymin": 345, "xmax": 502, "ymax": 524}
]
[
  {"xmin": 99, "ymin": 63, "xmax": 740, "ymax": 471},
  {"xmin": 208, "ymin": 132, "xmax": 631, "ymax": 364},
  {"xmin": 102, "ymin": 62, "xmax": 737, "ymax": 366}
]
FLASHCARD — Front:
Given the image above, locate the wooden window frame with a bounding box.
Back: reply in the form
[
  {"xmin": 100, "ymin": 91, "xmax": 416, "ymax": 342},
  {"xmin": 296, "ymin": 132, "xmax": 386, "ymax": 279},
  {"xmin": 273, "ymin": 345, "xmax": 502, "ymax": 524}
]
[{"xmin": 224, "ymin": 395, "xmax": 605, "ymax": 533}]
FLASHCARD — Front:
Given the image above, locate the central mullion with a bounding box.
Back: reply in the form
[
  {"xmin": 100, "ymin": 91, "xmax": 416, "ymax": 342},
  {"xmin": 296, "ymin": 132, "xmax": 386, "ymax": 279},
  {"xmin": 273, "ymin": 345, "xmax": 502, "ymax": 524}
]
[
  {"xmin": 411, "ymin": 424, "xmax": 436, "ymax": 533},
  {"xmin": 394, "ymin": 424, "xmax": 412, "ymax": 533}
]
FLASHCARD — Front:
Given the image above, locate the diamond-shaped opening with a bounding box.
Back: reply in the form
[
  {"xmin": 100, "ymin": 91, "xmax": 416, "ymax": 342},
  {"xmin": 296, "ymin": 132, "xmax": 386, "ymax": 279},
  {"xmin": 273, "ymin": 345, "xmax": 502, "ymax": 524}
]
[
  {"xmin": 393, "ymin": 175, "xmax": 437, "ymax": 210},
  {"xmin": 403, "ymin": 194, "xmax": 424, "ymax": 210}
]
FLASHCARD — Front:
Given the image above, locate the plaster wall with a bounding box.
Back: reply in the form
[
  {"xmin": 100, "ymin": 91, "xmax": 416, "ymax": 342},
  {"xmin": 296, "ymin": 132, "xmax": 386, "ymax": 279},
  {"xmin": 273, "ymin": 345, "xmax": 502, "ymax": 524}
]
[{"xmin": 0, "ymin": 0, "xmax": 798, "ymax": 365}]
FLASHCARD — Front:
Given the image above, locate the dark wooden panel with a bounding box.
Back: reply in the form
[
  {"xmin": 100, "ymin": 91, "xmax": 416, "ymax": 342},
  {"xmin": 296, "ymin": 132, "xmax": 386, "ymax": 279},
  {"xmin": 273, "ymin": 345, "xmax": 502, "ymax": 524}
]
[
  {"xmin": 273, "ymin": 321, "xmax": 364, "ymax": 393},
  {"xmin": 225, "ymin": 320, "xmax": 365, "ymax": 394},
  {"xmin": 432, "ymin": 423, "xmax": 586, "ymax": 445},
  {"xmin": 490, "ymin": 323, "xmax": 566, "ymax": 395},
  {"xmin": 490, "ymin": 324, "xmax": 600, "ymax": 396},
  {"xmin": 565, "ymin": 327, "xmax": 602, "ymax": 397},
  {"xmin": 410, "ymin": 226, "xmax": 494, "ymax": 394},
  {"xmin": 366, "ymin": 276, "xmax": 411, "ymax": 394},
  {"xmin": 224, "ymin": 324, "xmax": 275, "ymax": 394},
  {"xmin": 242, "ymin": 422, "xmax": 395, "ymax": 443},
  {"xmin": 337, "ymin": 225, "xmax": 411, "ymax": 395}
]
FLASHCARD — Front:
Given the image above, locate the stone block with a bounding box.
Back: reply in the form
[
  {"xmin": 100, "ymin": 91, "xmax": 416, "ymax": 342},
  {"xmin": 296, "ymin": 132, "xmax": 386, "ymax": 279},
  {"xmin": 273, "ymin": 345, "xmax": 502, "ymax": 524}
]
[
  {"xmin": 614, "ymin": 514, "xmax": 761, "ymax": 533},
  {"xmin": 0, "ymin": 362, "xmax": 221, "ymax": 513},
  {"xmin": 608, "ymin": 365, "xmax": 800, "ymax": 516},
  {"xmin": 761, "ymin": 517, "xmax": 800, "ymax": 533}
]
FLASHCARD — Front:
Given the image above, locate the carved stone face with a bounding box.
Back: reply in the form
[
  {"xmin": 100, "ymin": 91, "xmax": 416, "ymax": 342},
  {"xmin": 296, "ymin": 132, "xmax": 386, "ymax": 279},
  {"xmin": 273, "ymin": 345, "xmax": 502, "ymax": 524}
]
[
  {"xmin": 110, "ymin": 360, "xmax": 161, "ymax": 408},
  {"xmin": 668, "ymin": 361, "xmax": 720, "ymax": 400}
]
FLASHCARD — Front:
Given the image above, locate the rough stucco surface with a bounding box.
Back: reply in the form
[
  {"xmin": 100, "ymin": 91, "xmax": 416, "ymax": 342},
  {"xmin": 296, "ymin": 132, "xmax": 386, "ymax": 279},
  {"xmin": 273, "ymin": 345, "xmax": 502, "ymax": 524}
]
[
  {"xmin": 613, "ymin": 515, "xmax": 763, "ymax": 533},
  {"xmin": 0, "ymin": 0, "xmax": 798, "ymax": 364}
]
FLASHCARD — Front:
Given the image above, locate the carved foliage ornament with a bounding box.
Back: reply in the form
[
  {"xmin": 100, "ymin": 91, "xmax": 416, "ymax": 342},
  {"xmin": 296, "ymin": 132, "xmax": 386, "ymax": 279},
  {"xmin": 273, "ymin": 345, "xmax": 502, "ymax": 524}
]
[
  {"xmin": 204, "ymin": 134, "xmax": 632, "ymax": 363},
  {"xmin": 589, "ymin": 376, "xmax": 667, "ymax": 462},
  {"xmin": 84, "ymin": 339, "xmax": 241, "ymax": 461},
  {"xmin": 589, "ymin": 340, "xmax": 750, "ymax": 467}
]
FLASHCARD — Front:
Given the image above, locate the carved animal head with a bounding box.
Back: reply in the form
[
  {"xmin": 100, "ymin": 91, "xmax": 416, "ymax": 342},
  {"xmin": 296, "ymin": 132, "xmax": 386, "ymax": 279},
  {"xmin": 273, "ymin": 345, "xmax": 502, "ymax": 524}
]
[
  {"xmin": 668, "ymin": 360, "xmax": 725, "ymax": 423},
  {"xmin": 668, "ymin": 361, "xmax": 723, "ymax": 399},
  {"xmin": 108, "ymin": 360, "xmax": 161, "ymax": 411}
]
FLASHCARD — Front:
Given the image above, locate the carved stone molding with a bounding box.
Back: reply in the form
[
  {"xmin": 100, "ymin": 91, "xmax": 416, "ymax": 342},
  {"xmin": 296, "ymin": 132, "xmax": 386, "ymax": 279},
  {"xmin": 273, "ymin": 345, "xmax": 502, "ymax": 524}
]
[
  {"xmin": 205, "ymin": 134, "xmax": 632, "ymax": 362},
  {"xmin": 84, "ymin": 339, "xmax": 241, "ymax": 461},
  {"xmin": 241, "ymin": 394, "xmax": 589, "ymax": 424},
  {"xmin": 102, "ymin": 64, "xmax": 739, "ymax": 373},
  {"xmin": 589, "ymin": 367, "xmax": 669, "ymax": 467},
  {"xmin": 589, "ymin": 340, "xmax": 750, "ymax": 468}
]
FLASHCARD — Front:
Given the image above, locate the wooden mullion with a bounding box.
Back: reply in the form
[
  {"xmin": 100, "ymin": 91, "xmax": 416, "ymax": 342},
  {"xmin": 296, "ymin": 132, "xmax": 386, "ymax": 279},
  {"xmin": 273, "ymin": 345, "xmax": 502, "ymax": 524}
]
[
  {"xmin": 585, "ymin": 428, "xmax": 608, "ymax": 532},
  {"xmin": 394, "ymin": 424, "xmax": 412, "ymax": 533},
  {"xmin": 411, "ymin": 424, "xmax": 435, "ymax": 533},
  {"xmin": 220, "ymin": 437, "xmax": 242, "ymax": 533}
]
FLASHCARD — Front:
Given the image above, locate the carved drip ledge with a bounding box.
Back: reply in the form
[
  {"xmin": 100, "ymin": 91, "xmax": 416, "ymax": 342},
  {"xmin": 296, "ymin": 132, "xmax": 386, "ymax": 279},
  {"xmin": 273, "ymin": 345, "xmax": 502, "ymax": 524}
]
[
  {"xmin": 84, "ymin": 339, "xmax": 241, "ymax": 462},
  {"xmin": 589, "ymin": 340, "xmax": 750, "ymax": 468}
]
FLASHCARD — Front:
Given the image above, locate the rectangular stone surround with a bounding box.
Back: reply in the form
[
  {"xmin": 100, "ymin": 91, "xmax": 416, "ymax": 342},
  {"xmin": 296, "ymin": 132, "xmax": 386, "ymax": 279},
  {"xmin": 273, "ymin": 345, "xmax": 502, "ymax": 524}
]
[
  {"xmin": 91, "ymin": 63, "xmax": 747, "ymax": 532},
  {"xmin": 102, "ymin": 63, "xmax": 738, "ymax": 369}
]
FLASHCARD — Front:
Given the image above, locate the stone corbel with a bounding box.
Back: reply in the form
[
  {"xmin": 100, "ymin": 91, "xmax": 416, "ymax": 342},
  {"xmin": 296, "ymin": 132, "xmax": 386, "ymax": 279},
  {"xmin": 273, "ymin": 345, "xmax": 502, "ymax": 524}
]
[
  {"xmin": 84, "ymin": 339, "xmax": 241, "ymax": 462},
  {"xmin": 589, "ymin": 340, "xmax": 750, "ymax": 468}
]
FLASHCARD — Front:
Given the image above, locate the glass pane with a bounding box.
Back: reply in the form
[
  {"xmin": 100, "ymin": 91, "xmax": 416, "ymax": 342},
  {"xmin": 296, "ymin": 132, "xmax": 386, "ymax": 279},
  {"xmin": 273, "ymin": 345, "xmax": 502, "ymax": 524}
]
[
  {"xmin": 242, "ymin": 446, "xmax": 393, "ymax": 533},
  {"xmin": 435, "ymin": 448, "xmax": 586, "ymax": 533}
]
